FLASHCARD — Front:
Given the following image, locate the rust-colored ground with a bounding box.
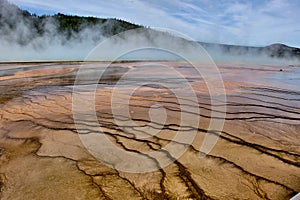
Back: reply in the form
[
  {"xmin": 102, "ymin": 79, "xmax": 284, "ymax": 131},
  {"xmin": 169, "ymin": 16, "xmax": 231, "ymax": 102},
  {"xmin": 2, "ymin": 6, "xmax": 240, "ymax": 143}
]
[{"xmin": 0, "ymin": 61, "xmax": 299, "ymax": 199}]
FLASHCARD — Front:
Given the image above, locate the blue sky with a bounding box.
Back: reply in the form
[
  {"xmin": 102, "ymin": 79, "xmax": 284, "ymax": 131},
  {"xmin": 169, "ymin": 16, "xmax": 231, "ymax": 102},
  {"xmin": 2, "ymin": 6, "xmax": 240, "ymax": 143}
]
[{"xmin": 8, "ymin": 0, "xmax": 300, "ymax": 47}]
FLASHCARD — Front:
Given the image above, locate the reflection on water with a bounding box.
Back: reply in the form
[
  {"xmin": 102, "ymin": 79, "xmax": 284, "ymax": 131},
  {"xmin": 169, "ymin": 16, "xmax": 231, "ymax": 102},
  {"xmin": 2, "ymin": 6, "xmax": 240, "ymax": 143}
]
[{"xmin": 269, "ymin": 67, "xmax": 300, "ymax": 91}]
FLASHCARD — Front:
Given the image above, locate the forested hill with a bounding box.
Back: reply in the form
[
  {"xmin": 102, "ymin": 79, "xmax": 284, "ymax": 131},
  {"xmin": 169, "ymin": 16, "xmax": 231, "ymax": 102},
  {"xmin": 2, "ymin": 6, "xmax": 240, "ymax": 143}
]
[
  {"xmin": 0, "ymin": 0, "xmax": 142, "ymax": 46},
  {"xmin": 0, "ymin": 0, "xmax": 299, "ymax": 62}
]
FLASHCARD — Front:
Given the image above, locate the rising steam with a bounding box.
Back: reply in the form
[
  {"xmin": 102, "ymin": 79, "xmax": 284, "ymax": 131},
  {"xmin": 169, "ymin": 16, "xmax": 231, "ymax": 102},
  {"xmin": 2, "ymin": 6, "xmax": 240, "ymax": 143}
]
[{"xmin": 0, "ymin": 0, "xmax": 299, "ymax": 64}]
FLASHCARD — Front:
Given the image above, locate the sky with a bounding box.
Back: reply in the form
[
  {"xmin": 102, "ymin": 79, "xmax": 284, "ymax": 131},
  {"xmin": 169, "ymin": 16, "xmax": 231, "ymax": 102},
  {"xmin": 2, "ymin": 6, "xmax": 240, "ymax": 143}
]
[{"xmin": 7, "ymin": 0, "xmax": 300, "ymax": 48}]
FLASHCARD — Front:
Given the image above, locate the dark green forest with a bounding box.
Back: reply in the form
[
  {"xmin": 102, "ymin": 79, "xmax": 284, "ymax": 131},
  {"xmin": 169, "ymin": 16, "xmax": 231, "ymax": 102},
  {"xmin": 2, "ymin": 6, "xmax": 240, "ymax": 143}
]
[{"xmin": 0, "ymin": 0, "xmax": 142, "ymax": 44}]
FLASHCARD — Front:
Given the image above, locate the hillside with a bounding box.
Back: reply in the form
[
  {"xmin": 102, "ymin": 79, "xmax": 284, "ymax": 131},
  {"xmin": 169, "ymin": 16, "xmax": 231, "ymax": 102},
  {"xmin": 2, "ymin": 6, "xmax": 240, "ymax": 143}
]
[
  {"xmin": 200, "ymin": 42, "xmax": 300, "ymax": 60},
  {"xmin": 0, "ymin": 0, "xmax": 141, "ymax": 46},
  {"xmin": 0, "ymin": 0, "xmax": 299, "ymax": 61}
]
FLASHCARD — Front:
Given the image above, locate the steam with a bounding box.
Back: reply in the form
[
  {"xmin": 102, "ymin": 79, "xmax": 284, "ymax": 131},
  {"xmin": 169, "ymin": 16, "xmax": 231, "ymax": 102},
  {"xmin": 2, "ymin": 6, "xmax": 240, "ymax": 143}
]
[
  {"xmin": 201, "ymin": 43, "xmax": 300, "ymax": 64},
  {"xmin": 0, "ymin": 0, "xmax": 118, "ymax": 61},
  {"xmin": 0, "ymin": 0, "xmax": 299, "ymax": 65}
]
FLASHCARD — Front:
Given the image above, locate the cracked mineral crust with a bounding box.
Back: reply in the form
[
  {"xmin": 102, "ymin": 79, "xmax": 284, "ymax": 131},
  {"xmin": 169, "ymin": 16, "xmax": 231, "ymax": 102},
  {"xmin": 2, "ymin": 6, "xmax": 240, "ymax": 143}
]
[{"xmin": 0, "ymin": 61, "xmax": 299, "ymax": 200}]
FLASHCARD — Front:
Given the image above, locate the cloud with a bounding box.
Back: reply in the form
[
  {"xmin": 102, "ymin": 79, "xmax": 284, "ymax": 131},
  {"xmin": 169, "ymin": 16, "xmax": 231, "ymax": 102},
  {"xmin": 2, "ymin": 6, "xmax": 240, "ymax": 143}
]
[
  {"xmin": 211, "ymin": 0, "xmax": 300, "ymax": 46},
  {"xmin": 7, "ymin": 0, "xmax": 300, "ymax": 47}
]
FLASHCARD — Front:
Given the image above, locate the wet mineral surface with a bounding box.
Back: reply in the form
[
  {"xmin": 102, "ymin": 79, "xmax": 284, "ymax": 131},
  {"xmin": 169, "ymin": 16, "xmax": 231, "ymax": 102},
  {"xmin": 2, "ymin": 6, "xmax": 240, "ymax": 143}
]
[{"xmin": 0, "ymin": 61, "xmax": 299, "ymax": 199}]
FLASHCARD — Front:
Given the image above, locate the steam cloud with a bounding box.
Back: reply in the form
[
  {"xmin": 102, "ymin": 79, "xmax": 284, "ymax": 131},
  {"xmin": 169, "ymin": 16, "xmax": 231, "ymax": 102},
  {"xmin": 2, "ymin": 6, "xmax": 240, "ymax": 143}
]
[
  {"xmin": 0, "ymin": 0, "xmax": 299, "ymax": 64},
  {"xmin": 0, "ymin": 0, "xmax": 133, "ymax": 61}
]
